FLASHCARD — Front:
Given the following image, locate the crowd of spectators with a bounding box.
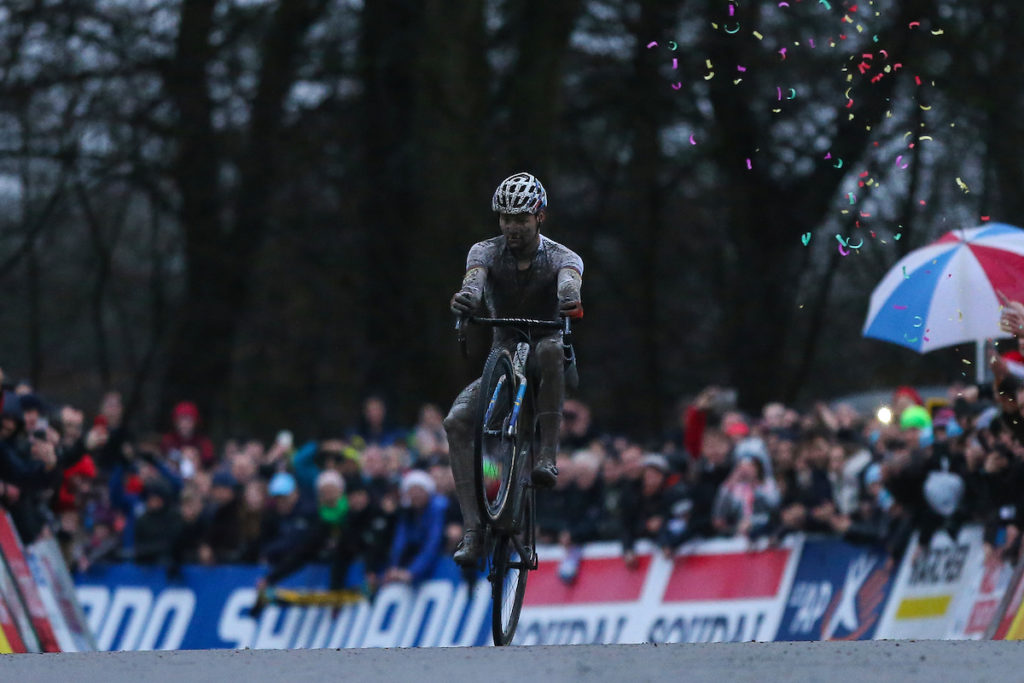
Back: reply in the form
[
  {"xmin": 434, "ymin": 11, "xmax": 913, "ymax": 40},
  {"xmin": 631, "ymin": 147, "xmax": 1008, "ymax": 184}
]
[{"xmin": 6, "ymin": 340, "xmax": 1024, "ymax": 591}]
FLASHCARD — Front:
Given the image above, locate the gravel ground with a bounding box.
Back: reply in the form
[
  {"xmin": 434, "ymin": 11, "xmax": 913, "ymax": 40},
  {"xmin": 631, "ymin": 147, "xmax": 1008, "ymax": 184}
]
[{"xmin": 1, "ymin": 640, "xmax": 1017, "ymax": 683}]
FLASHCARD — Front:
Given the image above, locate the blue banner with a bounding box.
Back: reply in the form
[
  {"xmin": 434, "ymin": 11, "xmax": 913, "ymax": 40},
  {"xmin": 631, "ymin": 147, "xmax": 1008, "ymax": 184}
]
[
  {"xmin": 776, "ymin": 538, "xmax": 894, "ymax": 641},
  {"xmin": 74, "ymin": 562, "xmax": 492, "ymax": 651}
]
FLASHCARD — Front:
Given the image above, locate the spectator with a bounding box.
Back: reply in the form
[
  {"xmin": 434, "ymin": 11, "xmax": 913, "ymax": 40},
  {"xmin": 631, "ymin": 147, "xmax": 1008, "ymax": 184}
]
[
  {"xmin": 560, "ymin": 399, "xmax": 595, "ymax": 452},
  {"xmin": 557, "ymin": 450, "xmax": 606, "ymax": 583},
  {"xmin": 688, "ymin": 429, "xmax": 733, "ymax": 539},
  {"xmin": 133, "ymin": 480, "xmax": 182, "ymax": 566},
  {"xmin": 259, "ymin": 472, "xmax": 314, "ymax": 569},
  {"xmin": 777, "ymin": 432, "xmax": 836, "ymax": 535},
  {"xmin": 92, "ymin": 391, "xmax": 132, "ymax": 472},
  {"xmin": 348, "ymin": 395, "xmax": 403, "ymax": 448},
  {"xmin": 712, "ymin": 456, "xmax": 779, "ymax": 540},
  {"xmin": 161, "ymin": 401, "xmax": 215, "ymax": 471},
  {"xmin": 204, "ymin": 471, "xmax": 244, "ymax": 562},
  {"xmin": 174, "ymin": 487, "xmax": 209, "ymax": 566},
  {"xmin": 620, "ymin": 454, "xmax": 686, "ymax": 567},
  {"xmin": 383, "ymin": 470, "xmax": 447, "ymax": 584},
  {"xmin": 260, "ymin": 470, "xmax": 358, "ymax": 590},
  {"xmin": 412, "ymin": 404, "xmax": 448, "ymax": 459}
]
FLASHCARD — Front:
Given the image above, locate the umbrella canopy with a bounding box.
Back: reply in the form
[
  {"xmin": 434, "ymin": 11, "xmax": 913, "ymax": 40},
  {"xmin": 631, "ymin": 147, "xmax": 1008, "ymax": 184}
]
[{"xmin": 863, "ymin": 223, "xmax": 1024, "ymax": 353}]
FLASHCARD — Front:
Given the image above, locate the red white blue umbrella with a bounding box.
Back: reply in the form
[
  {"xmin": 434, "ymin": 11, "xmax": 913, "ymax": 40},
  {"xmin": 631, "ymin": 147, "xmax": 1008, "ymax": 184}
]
[{"xmin": 863, "ymin": 223, "xmax": 1024, "ymax": 354}]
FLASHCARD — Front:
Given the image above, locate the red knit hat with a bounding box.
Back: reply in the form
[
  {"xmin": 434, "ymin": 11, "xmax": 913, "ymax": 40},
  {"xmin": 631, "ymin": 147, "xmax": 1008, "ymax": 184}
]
[
  {"xmin": 172, "ymin": 401, "xmax": 200, "ymax": 421},
  {"xmin": 893, "ymin": 385, "xmax": 924, "ymax": 406}
]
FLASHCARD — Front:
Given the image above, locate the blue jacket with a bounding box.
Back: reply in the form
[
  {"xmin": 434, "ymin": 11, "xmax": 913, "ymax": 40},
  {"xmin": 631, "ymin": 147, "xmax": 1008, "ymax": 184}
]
[{"xmin": 388, "ymin": 495, "xmax": 448, "ymax": 582}]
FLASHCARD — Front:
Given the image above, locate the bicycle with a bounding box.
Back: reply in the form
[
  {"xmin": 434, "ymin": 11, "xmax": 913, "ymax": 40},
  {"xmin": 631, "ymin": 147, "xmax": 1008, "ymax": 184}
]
[{"xmin": 456, "ymin": 314, "xmax": 577, "ymax": 646}]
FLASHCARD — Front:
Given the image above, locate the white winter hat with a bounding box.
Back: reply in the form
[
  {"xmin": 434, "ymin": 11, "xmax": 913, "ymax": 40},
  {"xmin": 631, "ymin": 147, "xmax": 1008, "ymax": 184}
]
[{"xmin": 400, "ymin": 469, "xmax": 436, "ymax": 496}]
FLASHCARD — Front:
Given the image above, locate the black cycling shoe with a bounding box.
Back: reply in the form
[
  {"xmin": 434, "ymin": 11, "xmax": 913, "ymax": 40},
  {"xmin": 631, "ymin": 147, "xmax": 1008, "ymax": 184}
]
[
  {"xmin": 453, "ymin": 529, "xmax": 485, "ymax": 567},
  {"xmin": 531, "ymin": 461, "xmax": 559, "ymax": 489}
]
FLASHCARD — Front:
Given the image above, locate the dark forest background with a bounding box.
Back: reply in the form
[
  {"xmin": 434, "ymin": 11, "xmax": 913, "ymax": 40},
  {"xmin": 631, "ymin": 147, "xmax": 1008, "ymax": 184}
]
[{"xmin": 0, "ymin": 0, "xmax": 1018, "ymax": 439}]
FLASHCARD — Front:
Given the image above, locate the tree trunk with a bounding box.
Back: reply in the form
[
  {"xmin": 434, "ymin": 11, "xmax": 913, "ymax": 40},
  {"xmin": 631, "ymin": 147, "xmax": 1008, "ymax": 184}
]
[{"xmin": 161, "ymin": 0, "xmax": 327, "ymax": 428}]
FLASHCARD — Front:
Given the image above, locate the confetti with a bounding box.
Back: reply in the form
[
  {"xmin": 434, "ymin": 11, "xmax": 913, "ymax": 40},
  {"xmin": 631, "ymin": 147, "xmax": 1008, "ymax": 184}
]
[
  {"xmin": 912, "ymin": 316, "xmax": 924, "ymax": 327},
  {"xmin": 668, "ymin": 41, "xmax": 678, "ymax": 50},
  {"xmin": 746, "ymin": 158, "xmax": 753, "ymax": 170},
  {"xmin": 956, "ymin": 177, "xmax": 969, "ymax": 193},
  {"xmin": 801, "ymin": 233, "xmax": 812, "ymax": 245},
  {"xmin": 646, "ymin": 41, "xmax": 659, "ymax": 49},
  {"xmin": 672, "ymin": 58, "xmax": 678, "ymax": 69},
  {"xmin": 725, "ymin": 24, "xmax": 741, "ymax": 33},
  {"xmin": 753, "ymin": 30, "xmax": 764, "ymax": 40},
  {"xmin": 672, "ymin": 82, "xmax": 683, "ymax": 90},
  {"xmin": 819, "ymin": 0, "xmax": 831, "ymax": 8},
  {"xmin": 689, "ymin": 134, "xmax": 697, "ymax": 145},
  {"xmin": 908, "ymin": 21, "xmax": 920, "ymax": 28}
]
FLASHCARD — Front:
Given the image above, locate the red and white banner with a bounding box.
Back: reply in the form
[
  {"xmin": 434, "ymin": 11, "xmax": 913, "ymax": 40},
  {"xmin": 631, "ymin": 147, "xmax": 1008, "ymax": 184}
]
[
  {"xmin": 0, "ymin": 544, "xmax": 39, "ymax": 652},
  {"xmin": 28, "ymin": 538, "xmax": 96, "ymax": 651},
  {"xmin": 0, "ymin": 512, "xmax": 60, "ymax": 651},
  {"xmin": 515, "ymin": 538, "xmax": 801, "ymax": 645},
  {"xmin": 948, "ymin": 557, "xmax": 1013, "ymax": 640}
]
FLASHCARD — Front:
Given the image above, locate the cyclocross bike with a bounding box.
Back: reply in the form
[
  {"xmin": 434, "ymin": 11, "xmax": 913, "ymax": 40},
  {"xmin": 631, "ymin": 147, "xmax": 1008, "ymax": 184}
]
[{"xmin": 456, "ymin": 314, "xmax": 576, "ymax": 646}]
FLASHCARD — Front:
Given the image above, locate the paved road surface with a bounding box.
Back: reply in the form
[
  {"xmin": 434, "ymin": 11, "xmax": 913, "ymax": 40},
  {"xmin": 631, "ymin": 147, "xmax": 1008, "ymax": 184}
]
[{"xmin": 3, "ymin": 641, "xmax": 1016, "ymax": 682}]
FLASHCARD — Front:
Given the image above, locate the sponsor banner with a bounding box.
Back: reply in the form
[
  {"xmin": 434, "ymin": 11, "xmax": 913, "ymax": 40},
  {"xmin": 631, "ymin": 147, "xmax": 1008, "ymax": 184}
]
[
  {"xmin": 776, "ymin": 539, "xmax": 893, "ymax": 641},
  {"xmin": 27, "ymin": 538, "xmax": 96, "ymax": 651},
  {"xmin": 989, "ymin": 564, "xmax": 1024, "ymax": 640},
  {"xmin": 76, "ymin": 562, "xmax": 492, "ymax": 651},
  {"xmin": 875, "ymin": 525, "xmax": 985, "ymax": 639},
  {"xmin": 0, "ymin": 546, "xmax": 37, "ymax": 652},
  {"xmin": 0, "ymin": 512, "xmax": 60, "ymax": 651},
  {"xmin": 947, "ymin": 557, "xmax": 1013, "ymax": 640},
  {"xmin": 515, "ymin": 538, "xmax": 801, "ymax": 645}
]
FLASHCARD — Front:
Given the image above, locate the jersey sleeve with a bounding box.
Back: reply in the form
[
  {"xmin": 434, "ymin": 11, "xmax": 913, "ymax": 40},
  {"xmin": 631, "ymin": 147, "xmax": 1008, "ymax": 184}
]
[
  {"xmin": 466, "ymin": 240, "xmax": 495, "ymax": 271},
  {"xmin": 557, "ymin": 246, "xmax": 584, "ymax": 276}
]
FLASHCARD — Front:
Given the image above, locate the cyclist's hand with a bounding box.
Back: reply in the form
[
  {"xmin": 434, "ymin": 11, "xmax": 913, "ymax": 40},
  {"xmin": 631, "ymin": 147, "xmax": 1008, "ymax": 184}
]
[
  {"xmin": 559, "ymin": 297, "xmax": 583, "ymax": 318},
  {"xmin": 450, "ymin": 289, "xmax": 480, "ymax": 315}
]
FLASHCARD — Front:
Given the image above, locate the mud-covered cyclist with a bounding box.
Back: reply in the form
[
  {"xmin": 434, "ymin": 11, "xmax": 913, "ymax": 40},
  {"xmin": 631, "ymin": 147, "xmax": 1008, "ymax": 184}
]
[{"xmin": 445, "ymin": 172, "xmax": 584, "ymax": 567}]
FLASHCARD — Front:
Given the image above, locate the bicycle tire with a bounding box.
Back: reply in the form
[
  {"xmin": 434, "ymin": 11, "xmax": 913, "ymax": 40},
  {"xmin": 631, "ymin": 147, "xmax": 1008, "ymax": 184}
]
[
  {"xmin": 491, "ymin": 491, "xmax": 533, "ymax": 646},
  {"xmin": 474, "ymin": 347, "xmax": 519, "ymax": 524}
]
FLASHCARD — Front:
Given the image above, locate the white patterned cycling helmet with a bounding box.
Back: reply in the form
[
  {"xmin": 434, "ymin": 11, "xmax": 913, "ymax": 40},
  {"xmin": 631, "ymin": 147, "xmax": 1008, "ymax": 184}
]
[{"xmin": 491, "ymin": 172, "xmax": 547, "ymax": 215}]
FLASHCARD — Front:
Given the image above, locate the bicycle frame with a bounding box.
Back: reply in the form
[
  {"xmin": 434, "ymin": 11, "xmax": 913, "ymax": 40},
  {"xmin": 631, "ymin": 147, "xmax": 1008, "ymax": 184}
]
[{"xmin": 457, "ymin": 313, "xmax": 572, "ymax": 541}]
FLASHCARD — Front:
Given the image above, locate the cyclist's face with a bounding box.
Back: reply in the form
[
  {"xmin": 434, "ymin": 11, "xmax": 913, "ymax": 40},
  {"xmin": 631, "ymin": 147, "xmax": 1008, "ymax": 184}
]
[{"xmin": 499, "ymin": 212, "xmax": 542, "ymax": 252}]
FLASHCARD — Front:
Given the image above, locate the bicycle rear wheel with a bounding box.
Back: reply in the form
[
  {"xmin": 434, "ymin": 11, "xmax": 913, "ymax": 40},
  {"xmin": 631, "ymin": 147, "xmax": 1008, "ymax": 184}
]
[
  {"xmin": 474, "ymin": 347, "xmax": 518, "ymax": 524},
  {"xmin": 491, "ymin": 491, "xmax": 533, "ymax": 646}
]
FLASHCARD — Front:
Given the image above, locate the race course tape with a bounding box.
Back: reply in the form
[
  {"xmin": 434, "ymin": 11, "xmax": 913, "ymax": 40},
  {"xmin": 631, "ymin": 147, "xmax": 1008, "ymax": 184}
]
[{"xmin": 895, "ymin": 595, "xmax": 952, "ymax": 619}]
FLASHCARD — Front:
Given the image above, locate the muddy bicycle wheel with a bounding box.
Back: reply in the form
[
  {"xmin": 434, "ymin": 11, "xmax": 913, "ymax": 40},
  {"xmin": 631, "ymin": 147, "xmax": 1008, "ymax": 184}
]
[{"xmin": 474, "ymin": 347, "xmax": 519, "ymax": 523}]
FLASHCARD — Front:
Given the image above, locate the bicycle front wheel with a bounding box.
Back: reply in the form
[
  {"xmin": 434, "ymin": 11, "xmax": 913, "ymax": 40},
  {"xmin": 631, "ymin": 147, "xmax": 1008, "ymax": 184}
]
[
  {"xmin": 474, "ymin": 347, "xmax": 518, "ymax": 523},
  {"xmin": 491, "ymin": 492, "xmax": 533, "ymax": 646}
]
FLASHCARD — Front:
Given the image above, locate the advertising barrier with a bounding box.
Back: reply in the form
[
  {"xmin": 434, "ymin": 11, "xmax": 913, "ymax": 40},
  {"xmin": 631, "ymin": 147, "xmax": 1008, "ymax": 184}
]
[
  {"xmin": 947, "ymin": 556, "xmax": 1014, "ymax": 640},
  {"xmin": 776, "ymin": 538, "xmax": 893, "ymax": 641},
  {"xmin": 875, "ymin": 526, "xmax": 985, "ymax": 639},
  {"xmin": 988, "ymin": 564, "xmax": 1024, "ymax": 640},
  {"xmin": 71, "ymin": 525, "xmax": 1024, "ymax": 650},
  {"xmin": 515, "ymin": 539, "xmax": 800, "ymax": 645},
  {"xmin": 27, "ymin": 538, "xmax": 97, "ymax": 651},
  {"xmin": 0, "ymin": 512, "xmax": 60, "ymax": 652},
  {"xmin": 76, "ymin": 563, "xmax": 492, "ymax": 650}
]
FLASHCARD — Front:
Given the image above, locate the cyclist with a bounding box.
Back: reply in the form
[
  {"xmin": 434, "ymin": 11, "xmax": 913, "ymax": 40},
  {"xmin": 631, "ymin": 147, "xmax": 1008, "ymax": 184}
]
[{"xmin": 445, "ymin": 172, "xmax": 583, "ymax": 566}]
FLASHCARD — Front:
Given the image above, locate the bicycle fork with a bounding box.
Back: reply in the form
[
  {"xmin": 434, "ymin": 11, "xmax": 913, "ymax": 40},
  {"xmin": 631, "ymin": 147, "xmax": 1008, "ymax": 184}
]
[{"xmin": 506, "ymin": 343, "xmax": 530, "ymax": 437}]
